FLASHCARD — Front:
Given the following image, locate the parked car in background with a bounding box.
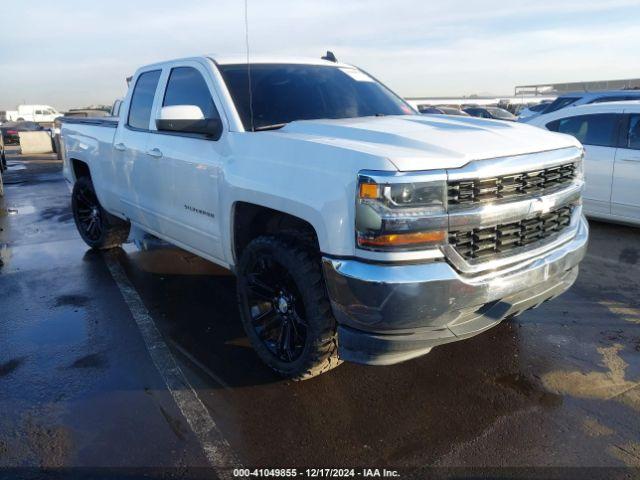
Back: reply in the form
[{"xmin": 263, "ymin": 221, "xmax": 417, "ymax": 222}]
[
  {"xmin": 418, "ymin": 105, "xmax": 470, "ymax": 116},
  {"xmin": 519, "ymin": 90, "xmax": 640, "ymax": 123},
  {"xmin": 60, "ymin": 54, "xmax": 587, "ymax": 379},
  {"xmin": 528, "ymin": 101, "xmax": 640, "ymax": 225},
  {"xmin": 6, "ymin": 105, "xmax": 62, "ymax": 122},
  {"xmin": 0, "ymin": 121, "xmax": 46, "ymax": 146},
  {"xmin": 417, "ymin": 105, "xmax": 444, "ymax": 114},
  {"xmin": 0, "ymin": 136, "xmax": 4, "ymax": 197},
  {"xmin": 1, "ymin": 124, "xmax": 20, "ymax": 145},
  {"xmin": 1, "ymin": 128, "xmax": 6, "ymax": 172},
  {"xmin": 463, "ymin": 106, "xmax": 517, "ymax": 121},
  {"xmin": 437, "ymin": 106, "xmax": 469, "ymax": 116},
  {"xmin": 517, "ymin": 101, "xmax": 553, "ymax": 121}
]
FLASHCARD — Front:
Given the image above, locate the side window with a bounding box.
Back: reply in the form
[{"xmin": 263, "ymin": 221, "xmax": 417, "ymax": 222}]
[
  {"xmin": 128, "ymin": 70, "xmax": 162, "ymax": 130},
  {"xmin": 547, "ymin": 114, "xmax": 619, "ymax": 147},
  {"xmin": 626, "ymin": 115, "xmax": 640, "ymax": 150},
  {"xmin": 163, "ymin": 67, "xmax": 219, "ymax": 120}
]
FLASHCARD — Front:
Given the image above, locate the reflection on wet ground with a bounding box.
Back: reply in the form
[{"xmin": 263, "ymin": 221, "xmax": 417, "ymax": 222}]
[{"xmin": 1, "ymin": 149, "xmax": 640, "ymax": 475}]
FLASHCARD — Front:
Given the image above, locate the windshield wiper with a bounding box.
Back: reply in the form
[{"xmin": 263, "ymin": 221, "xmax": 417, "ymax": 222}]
[{"xmin": 253, "ymin": 123, "xmax": 287, "ymax": 131}]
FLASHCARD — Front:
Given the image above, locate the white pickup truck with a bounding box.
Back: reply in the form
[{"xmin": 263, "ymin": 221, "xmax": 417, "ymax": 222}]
[{"xmin": 61, "ymin": 55, "xmax": 588, "ymax": 379}]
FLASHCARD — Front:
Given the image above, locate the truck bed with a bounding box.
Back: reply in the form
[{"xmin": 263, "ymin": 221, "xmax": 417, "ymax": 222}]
[
  {"xmin": 59, "ymin": 117, "xmax": 119, "ymax": 128},
  {"xmin": 60, "ymin": 117, "xmax": 120, "ymax": 201}
]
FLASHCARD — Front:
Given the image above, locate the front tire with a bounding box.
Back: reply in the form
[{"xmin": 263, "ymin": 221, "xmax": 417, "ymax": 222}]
[
  {"xmin": 71, "ymin": 176, "xmax": 130, "ymax": 249},
  {"xmin": 236, "ymin": 236, "xmax": 341, "ymax": 380}
]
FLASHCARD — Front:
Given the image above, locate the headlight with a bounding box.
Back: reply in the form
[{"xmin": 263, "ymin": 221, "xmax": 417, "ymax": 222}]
[{"xmin": 356, "ymin": 172, "xmax": 447, "ymax": 251}]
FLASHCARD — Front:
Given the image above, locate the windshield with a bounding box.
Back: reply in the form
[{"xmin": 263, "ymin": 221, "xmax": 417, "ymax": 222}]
[
  {"xmin": 542, "ymin": 96, "xmax": 579, "ymax": 114},
  {"xmin": 530, "ymin": 103, "xmax": 549, "ymax": 112},
  {"xmin": 218, "ymin": 63, "xmax": 414, "ymax": 131},
  {"xmin": 486, "ymin": 107, "xmax": 516, "ymax": 120}
]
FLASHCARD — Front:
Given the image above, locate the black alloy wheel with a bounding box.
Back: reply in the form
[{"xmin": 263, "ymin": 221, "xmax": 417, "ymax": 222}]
[
  {"xmin": 71, "ymin": 176, "xmax": 130, "ymax": 249},
  {"xmin": 245, "ymin": 253, "xmax": 308, "ymax": 362},
  {"xmin": 236, "ymin": 235, "xmax": 341, "ymax": 380},
  {"xmin": 74, "ymin": 180, "xmax": 104, "ymax": 242}
]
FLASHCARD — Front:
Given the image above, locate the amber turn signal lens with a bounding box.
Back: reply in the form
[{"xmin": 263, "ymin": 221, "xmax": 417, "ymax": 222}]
[
  {"xmin": 358, "ymin": 230, "xmax": 446, "ymax": 248},
  {"xmin": 359, "ymin": 183, "xmax": 380, "ymax": 199}
]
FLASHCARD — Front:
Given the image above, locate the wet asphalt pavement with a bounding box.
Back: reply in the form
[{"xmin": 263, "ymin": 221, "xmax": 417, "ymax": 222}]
[{"xmin": 1, "ymin": 149, "xmax": 639, "ymax": 479}]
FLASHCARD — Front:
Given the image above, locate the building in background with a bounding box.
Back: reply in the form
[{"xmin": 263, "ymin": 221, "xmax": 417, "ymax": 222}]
[{"xmin": 515, "ymin": 78, "xmax": 640, "ymax": 96}]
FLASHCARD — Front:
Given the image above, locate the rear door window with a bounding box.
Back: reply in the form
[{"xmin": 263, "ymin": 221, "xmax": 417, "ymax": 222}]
[
  {"xmin": 128, "ymin": 70, "xmax": 162, "ymax": 130},
  {"xmin": 546, "ymin": 114, "xmax": 620, "ymax": 147}
]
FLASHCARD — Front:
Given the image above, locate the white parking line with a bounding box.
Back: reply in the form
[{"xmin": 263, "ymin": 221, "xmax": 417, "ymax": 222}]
[{"xmin": 104, "ymin": 253, "xmax": 241, "ymax": 478}]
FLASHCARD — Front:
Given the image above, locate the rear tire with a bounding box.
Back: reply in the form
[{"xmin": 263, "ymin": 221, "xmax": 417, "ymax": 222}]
[
  {"xmin": 71, "ymin": 176, "xmax": 130, "ymax": 249},
  {"xmin": 236, "ymin": 235, "xmax": 341, "ymax": 380}
]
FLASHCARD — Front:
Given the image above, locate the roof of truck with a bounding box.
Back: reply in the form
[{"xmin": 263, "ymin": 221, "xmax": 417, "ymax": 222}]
[
  {"xmin": 209, "ymin": 54, "xmax": 352, "ymax": 68},
  {"xmin": 137, "ymin": 55, "xmax": 354, "ymax": 73}
]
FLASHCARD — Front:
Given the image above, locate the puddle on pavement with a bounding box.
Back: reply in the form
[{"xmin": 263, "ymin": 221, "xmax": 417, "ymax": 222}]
[
  {"xmin": 122, "ymin": 244, "xmax": 231, "ymax": 276},
  {"xmin": 495, "ymin": 372, "xmax": 562, "ymax": 407},
  {"xmin": 6, "ymin": 163, "xmax": 26, "ymax": 171},
  {"xmin": 600, "ymin": 300, "xmax": 640, "ymax": 325},
  {"xmin": 542, "ymin": 344, "xmax": 639, "ymax": 406},
  {"xmin": 12, "ymin": 309, "xmax": 87, "ymax": 347},
  {"xmin": 582, "ymin": 417, "xmax": 614, "ymax": 437}
]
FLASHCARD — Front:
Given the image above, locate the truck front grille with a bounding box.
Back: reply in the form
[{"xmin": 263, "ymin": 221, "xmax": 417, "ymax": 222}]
[
  {"xmin": 448, "ymin": 163, "xmax": 577, "ymax": 206},
  {"xmin": 449, "ymin": 205, "xmax": 573, "ymax": 260}
]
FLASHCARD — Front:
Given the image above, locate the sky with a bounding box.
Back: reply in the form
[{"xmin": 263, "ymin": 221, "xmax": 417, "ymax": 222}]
[{"xmin": 2, "ymin": 0, "xmax": 640, "ymax": 111}]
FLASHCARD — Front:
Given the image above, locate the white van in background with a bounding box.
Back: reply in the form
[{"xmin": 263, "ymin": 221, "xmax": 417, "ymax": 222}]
[{"xmin": 6, "ymin": 105, "xmax": 62, "ymax": 122}]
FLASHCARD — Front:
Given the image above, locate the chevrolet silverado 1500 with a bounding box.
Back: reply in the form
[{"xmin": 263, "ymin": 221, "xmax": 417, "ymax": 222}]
[{"xmin": 61, "ymin": 55, "xmax": 588, "ymax": 379}]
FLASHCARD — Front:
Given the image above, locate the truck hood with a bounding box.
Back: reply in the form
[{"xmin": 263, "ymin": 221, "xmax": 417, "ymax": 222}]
[{"xmin": 277, "ymin": 115, "xmax": 579, "ymax": 171}]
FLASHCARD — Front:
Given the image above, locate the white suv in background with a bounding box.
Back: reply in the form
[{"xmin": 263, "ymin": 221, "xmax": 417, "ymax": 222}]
[{"xmin": 528, "ymin": 101, "xmax": 640, "ymax": 225}]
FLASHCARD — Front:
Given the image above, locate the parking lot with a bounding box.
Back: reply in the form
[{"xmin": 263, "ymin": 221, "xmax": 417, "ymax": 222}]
[{"xmin": 1, "ymin": 148, "xmax": 639, "ymax": 478}]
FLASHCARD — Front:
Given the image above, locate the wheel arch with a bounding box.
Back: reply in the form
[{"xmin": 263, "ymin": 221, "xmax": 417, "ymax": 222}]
[
  {"xmin": 232, "ymin": 202, "xmax": 322, "ymax": 263},
  {"xmin": 70, "ymin": 158, "xmax": 92, "ymax": 182}
]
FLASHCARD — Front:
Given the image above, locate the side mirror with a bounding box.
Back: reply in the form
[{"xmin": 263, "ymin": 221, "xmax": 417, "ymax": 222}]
[{"xmin": 156, "ymin": 105, "xmax": 222, "ymax": 139}]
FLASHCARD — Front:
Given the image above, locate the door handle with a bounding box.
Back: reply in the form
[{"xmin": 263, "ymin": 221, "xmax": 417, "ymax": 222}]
[
  {"xmin": 619, "ymin": 157, "xmax": 640, "ymax": 163},
  {"xmin": 114, "ymin": 142, "xmax": 126, "ymax": 151},
  {"xmin": 146, "ymin": 148, "xmax": 163, "ymax": 158}
]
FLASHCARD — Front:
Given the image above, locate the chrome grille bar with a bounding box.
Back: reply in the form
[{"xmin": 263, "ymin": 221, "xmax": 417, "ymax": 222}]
[
  {"xmin": 449, "ymin": 205, "xmax": 573, "ymax": 260},
  {"xmin": 448, "ymin": 163, "xmax": 577, "ymax": 205}
]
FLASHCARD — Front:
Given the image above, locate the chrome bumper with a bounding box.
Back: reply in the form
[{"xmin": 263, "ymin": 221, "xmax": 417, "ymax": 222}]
[{"xmin": 322, "ymin": 215, "xmax": 589, "ymax": 365}]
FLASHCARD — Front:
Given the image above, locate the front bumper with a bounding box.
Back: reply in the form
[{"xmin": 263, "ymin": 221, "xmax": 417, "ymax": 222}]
[{"xmin": 322, "ymin": 215, "xmax": 589, "ymax": 365}]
